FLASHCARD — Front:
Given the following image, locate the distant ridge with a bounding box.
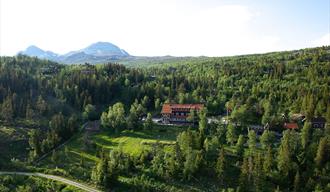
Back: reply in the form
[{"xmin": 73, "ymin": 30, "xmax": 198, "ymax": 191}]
[
  {"xmin": 18, "ymin": 45, "xmax": 59, "ymax": 60},
  {"xmin": 18, "ymin": 42, "xmax": 130, "ymax": 64}
]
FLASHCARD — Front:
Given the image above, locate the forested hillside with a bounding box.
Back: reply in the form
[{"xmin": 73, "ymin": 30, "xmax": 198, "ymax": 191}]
[{"xmin": 0, "ymin": 46, "xmax": 329, "ymax": 191}]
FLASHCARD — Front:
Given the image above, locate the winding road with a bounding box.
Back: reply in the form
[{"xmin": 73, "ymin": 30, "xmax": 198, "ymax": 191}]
[{"xmin": 0, "ymin": 171, "xmax": 102, "ymax": 192}]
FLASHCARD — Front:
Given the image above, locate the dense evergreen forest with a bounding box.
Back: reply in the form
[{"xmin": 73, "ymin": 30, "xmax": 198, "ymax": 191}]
[{"xmin": 0, "ymin": 46, "xmax": 329, "ymax": 191}]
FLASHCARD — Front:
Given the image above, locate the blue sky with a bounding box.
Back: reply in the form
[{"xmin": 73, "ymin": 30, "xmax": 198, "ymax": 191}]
[{"xmin": 0, "ymin": 0, "xmax": 329, "ymax": 56}]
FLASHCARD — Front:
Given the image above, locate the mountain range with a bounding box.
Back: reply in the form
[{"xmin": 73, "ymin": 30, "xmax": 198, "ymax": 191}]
[{"xmin": 19, "ymin": 42, "xmax": 131, "ymax": 64}]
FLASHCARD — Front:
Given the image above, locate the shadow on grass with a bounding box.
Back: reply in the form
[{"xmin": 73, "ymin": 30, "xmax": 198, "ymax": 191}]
[
  {"xmin": 92, "ymin": 134, "xmax": 120, "ymax": 148},
  {"xmin": 69, "ymin": 150, "xmax": 98, "ymax": 162},
  {"xmin": 119, "ymin": 127, "xmax": 182, "ymax": 142}
]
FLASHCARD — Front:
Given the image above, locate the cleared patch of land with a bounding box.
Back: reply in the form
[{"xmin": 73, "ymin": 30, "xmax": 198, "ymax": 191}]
[
  {"xmin": 37, "ymin": 125, "xmax": 185, "ymax": 182},
  {"xmin": 92, "ymin": 125, "xmax": 181, "ymax": 155}
]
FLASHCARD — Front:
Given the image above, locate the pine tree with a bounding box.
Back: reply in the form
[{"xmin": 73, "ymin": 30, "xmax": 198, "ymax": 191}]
[
  {"xmin": 239, "ymin": 157, "xmax": 250, "ymax": 192},
  {"xmin": 277, "ymin": 130, "xmax": 293, "ymax": 178},
  {"xmin": 253, "ymin": 153, "xmax": 265, "ymax": 192},
  {"xmin": 154, "ymin": 98, "xmax": 161, "ymax": 113},
  {"xmin": 261, "ymin": 100, "xmax": 272, "ymax": 126},
  {"xmin": 49, "ymin": 113, "xmax": 67, "ymax": 140},
  {"xmin": 248, "ymin": 130, "xmax": 257, "ymax": 154},
  {"xmin": 301, "ymin": 122, "xmax": 312, "ymax": 150},
  {"xmin": 151, "ymin": 148, "xmax": 165, "ymax": 177},
  {"xmin": 67, "ymin": 115, "xmax": 79, "ymax": 135},
  {"xmin": 315, "ymin": 137, "xmax": 329, "ymax": 169},
  {"xmin": 1, "ymin": 95, "xmax": 14, "ymax": 121},
  {"xmin": 277, "ymin": 142, "xmax": 290, "ymax": 177},
  {"xmin": 263, "ymin": 147, "xmax": 273, "ymax": 175},
  {"xmin": 164, "ymin": 152, "xmax": 177, "ymax": 178},
  {"xmin": 92, "ymin": 157, "xmax": 110, "ymax": 187},
  {"xmin": 127, "ymin": 103, "xmax": 139, "ymax": 130},
  {"xmin": 143, "ymin": 113, "xmax": 153, "ymax": 130},
  {"xmin": 174, "ymin": 142, "xmax": 184, "ymax": 172},
  {"xmin": 36, "ymin": 95, "xmax": 47, "ymax": 115},
  {"xmin": 216, "ymin": 148, "xmax": 226, "ymax": 184},
  {"xmin": 325, "ymin": 105, "xmax": 330, "ymax": 136},
  {"xmin": 183, "ymin": 148, "xmax": 201, "ymax": 180},
  {"xmin": 293, "ymin": 170, "xmax": 300, "ymax": 192},
  {"xmin": 260, "ymin": 130, "xmax": 275, "ymax": 149},
  {"xmin": 141, "ymin": 96, "xmax": 150, "ymax": 110},
  {"xmin": 226, "ymin": 124, "xmax": 237, "ymax": 146},
  {"xmin": 28, "ymin": 129, "xmax": 41, "ymax": 161},
  {"xmin": 198, "ymin": 107, "xmax": 207, "ymax": 135},
  {"xmin": 236, "ymin": 134, "xmax": 245, "ymax": 158}
]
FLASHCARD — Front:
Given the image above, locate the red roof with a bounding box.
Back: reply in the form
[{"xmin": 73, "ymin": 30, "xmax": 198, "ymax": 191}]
[
  {"xmin": 284, "ymin": 123, "xmax": 299, "ymax": 129},
  {"xmin": 161, "ymin": 103, "xmax": 204, "ymax": 114}
]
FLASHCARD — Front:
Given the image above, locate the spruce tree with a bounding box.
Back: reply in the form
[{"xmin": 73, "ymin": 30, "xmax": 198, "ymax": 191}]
[
  {"xmin": 253, "ymin": 153, "xmax": 265, "ymax": 192},
  {"xmin": 127, "ymin": 103, "xmax": 139, "ymax": 130},
  {"xmin": 1, "ymin": 95, "xmax": 14, "ymax": 121},
  {"xmin": 236, "ymin": 134, "xmax": 245, "ymax": 158},
  {"xmin": 293, "ymin": 170, "xmax": 300, "ymax": 192},
  {"xmin": 277, "ymin": 140, "xmax": 291, "ymax": 177},
  {"xmin": 315, "ymin": 137, "xmax": 329, "ymax": 169},
  {"xmin": 239, "ymin": 156, "xmax": 249, "ymax": 192},
  {"xmin": 226, "ymin": 124, "xmax": 237, "ymax": 146},
  {"xmin": 28, "ymin": 129, "xmax": 41, "ymax": 161},
  {"xmin": 263, "ymin": 147, "xmax": 273, "ymax": 175},
  {"xmin": 260, "ymin": 130, "xmax": 275, "ymax": 149},
  {"xmin": 216, "ymin": 148, "xmax": 226, "ymax": 184},
  {"xmin": 301, "ymin": 122, "xmax": 312, "ymax": 150},
  {"xmin": 248, "ymin": 130, "xmax": 257, "ymax": 154},
  {"xmin": 143, "ymin": 113, "xmax": 153, "ymax": 130}
]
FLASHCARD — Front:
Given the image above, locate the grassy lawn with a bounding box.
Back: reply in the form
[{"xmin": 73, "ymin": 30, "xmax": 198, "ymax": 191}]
[{"xmin": 92, "ymin": 125, "xmax": 183, "ymax": 156}]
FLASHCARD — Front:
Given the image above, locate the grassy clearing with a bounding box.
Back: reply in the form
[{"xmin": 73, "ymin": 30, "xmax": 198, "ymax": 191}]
[
  {"xmin": 92, "ymin": 125, "xmax": 182, "ymax": 156},
  {"xmin": 38, "ymin": 125, "xmax": 184, "ymax": 182}
]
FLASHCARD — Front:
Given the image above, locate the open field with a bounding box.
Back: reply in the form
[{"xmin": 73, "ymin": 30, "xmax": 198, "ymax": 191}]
[{"xmin": 91, "ymin": 125, "xmax": 183, "ymax": 155}]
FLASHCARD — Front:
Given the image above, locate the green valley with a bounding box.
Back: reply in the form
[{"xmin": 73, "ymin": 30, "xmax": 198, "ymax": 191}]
[{"xmin": 0, "ymin": 46, "xmax": 329, "ymax": 191}]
